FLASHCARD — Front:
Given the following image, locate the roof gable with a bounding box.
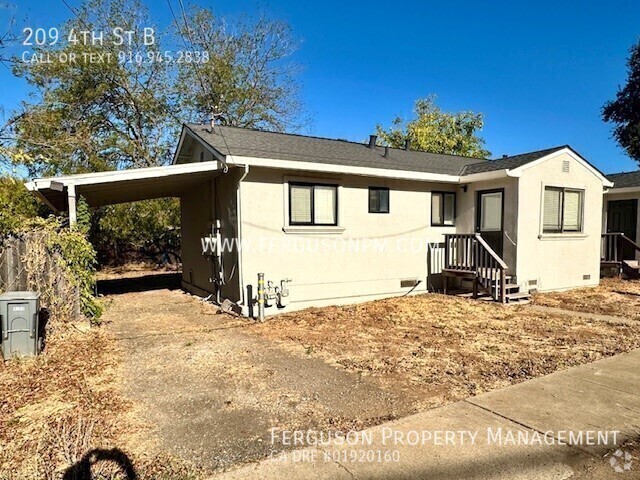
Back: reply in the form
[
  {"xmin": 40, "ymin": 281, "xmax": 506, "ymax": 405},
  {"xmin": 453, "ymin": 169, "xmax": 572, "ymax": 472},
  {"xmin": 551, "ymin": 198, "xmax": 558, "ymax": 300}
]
[{"xmin": 461, "ymin": 146, "xmax": 567, "ymax": 175}]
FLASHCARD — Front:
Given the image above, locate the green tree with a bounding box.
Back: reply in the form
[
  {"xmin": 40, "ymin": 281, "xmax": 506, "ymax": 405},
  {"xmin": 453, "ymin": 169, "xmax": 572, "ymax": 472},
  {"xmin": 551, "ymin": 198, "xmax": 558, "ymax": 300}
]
[
  {"xmin": 376, "ymin": 95, "xmax": 491, "ymax": 158},
  {"xmin": 9, "ymin": 0, "xmax": 174, "ymax": 177},
  {"xmin": 6, "ymin": 0, "xmax": 304, "ymax": 265},
  {"xmin": 174, "ymin": 7, "xmax": 304, "ymax": 131},
  {"xmin": 0, "ymin": 176, "xmax": 41, "ymax": 233},
  {"xmin": 603, "ymin": 40, "xmax": 640, "ymax": 163}
]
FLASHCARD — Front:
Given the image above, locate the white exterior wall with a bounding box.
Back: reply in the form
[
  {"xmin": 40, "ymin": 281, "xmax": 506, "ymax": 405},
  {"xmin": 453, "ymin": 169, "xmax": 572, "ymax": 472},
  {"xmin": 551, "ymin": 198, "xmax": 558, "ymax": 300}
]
[
  {"xmin": 515, "ymin": 152, "xmax": 604, "ymax": 291},
  {"xmin": 238, "ymin": 167, "xmax": 458, "ymax": 314}
]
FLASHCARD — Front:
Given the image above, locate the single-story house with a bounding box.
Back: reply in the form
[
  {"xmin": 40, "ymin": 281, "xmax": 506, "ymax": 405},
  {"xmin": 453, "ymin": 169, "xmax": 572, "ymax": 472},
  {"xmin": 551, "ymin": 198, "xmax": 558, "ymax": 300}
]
[{"xmin": 26, "ymin": 124, "xmax": 614, "ymax": 316}]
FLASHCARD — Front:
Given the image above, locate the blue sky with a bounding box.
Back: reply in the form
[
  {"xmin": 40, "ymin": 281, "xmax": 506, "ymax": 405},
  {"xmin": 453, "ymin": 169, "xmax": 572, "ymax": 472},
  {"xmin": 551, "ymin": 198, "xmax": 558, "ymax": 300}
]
[{"xmin": 2, "ymin": 0, "xmax": 640, "ymax": 173}]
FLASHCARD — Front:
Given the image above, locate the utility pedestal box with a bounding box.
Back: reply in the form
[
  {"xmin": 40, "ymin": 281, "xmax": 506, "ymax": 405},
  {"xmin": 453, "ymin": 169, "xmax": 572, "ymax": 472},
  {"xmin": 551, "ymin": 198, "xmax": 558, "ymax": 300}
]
[{"xmin": 0, "ymin": 291, "xmax": 41, "ymax": 360}]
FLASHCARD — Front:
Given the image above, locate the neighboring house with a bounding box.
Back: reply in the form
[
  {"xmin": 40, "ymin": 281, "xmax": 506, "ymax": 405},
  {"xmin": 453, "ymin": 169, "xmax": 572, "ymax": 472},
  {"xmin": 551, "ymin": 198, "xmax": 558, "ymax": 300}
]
[
  {"xmin": 602, "ymin": 171, "xmax": 640, "ymax": 277},
  {"xmin": 26, "ymin": 124, "xmax": 613, "ymax": 316}
]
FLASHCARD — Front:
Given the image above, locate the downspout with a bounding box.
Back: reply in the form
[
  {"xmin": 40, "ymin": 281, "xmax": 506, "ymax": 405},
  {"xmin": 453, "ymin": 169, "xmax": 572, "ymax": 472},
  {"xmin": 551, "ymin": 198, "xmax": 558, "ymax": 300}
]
[{"xmin": 235, "ymin": 164, "xmax": 250, "ymax": 313}]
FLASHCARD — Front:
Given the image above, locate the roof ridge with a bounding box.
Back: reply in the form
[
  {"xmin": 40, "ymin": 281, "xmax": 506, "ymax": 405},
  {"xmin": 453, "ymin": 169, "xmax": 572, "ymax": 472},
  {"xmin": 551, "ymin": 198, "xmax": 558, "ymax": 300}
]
[
  {"xmin": 495, "ymin": 144, "xmax": 568, "ymax": 160},
  {"xmin": 184, "ymin": 123, "xmax": 489, "ymax": 162}
]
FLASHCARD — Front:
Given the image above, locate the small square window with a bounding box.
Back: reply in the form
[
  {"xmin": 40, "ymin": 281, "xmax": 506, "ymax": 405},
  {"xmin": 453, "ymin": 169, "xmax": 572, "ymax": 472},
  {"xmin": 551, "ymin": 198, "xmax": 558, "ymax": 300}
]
[
  {"xmin": 369, "ymin": 187, "xmax": 389, "ymax": 213},
  {"xmin": 431, "ymin": 192, "xmax": 455, "ymax": 226}
]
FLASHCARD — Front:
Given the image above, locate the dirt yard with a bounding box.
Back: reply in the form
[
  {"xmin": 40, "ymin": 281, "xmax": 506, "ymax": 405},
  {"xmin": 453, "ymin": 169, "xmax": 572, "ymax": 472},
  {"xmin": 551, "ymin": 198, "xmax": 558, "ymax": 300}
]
[
  {"xmin": 249, "ymin": 292, "xmax": 640, "ymax": 412},
  {"xmin": 104, "ymin": 278, "xmax": 640, "ymax": 474},
  {"xmin": 533, "ymin": 277, "xmax": 640, "ymax": 320},
  {"xmin": 4, "ymin": 272, "xmax": 640, "ymax": 478}
]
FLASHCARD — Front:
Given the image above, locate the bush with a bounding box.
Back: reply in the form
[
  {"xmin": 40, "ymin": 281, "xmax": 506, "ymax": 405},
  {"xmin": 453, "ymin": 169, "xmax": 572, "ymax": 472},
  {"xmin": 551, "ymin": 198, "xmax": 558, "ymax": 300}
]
[{"xmin": 2, "ymin": 217, "xmax": 103, "ymax": 323}]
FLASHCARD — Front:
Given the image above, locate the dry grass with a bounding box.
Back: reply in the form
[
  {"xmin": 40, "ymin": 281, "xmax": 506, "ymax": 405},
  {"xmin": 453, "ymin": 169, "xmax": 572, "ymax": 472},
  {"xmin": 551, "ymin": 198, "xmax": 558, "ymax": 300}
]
[
  {"xmin": 0, "ymin": 323, "xmax": 202, "ymax": 480},
  {"xmin": 533, "ymin": 277, "xmax": 640, "ymax": 320},
  {"xmin": 96, "ymin": 262, "xmax": 179, "ymax": 281},
  {"xmin": 251, "ymin": 293, "xmax": 640, "ymax": 411}
]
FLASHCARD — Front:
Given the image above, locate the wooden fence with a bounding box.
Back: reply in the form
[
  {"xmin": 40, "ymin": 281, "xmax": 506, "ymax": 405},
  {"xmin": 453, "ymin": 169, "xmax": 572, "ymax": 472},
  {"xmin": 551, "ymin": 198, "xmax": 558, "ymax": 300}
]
[{"xmin": 0, "ymin": 234, "xmax": 81, "ymax": 319}]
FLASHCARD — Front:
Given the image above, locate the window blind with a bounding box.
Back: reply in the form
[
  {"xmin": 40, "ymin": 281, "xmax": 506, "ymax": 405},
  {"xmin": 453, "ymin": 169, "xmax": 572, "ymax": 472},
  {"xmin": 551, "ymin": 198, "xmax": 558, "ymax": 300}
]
[
  {"xmin": 543, "ymin": 188, "xmax": 562, "ymax": 232},
  {"xmin": 563, "ymin": 190, "xmax": 581, "ymax": 231},
  {"xmin": 290, "ymin": 185, "xmax": 312, "ymax": 223},
  {"xmin": 432, "ymin": 194, "xmax": 442, "ymax": 225},
  {"xmin": 313, "ymin": 186, "xmax": 336, "ymax": 224}
]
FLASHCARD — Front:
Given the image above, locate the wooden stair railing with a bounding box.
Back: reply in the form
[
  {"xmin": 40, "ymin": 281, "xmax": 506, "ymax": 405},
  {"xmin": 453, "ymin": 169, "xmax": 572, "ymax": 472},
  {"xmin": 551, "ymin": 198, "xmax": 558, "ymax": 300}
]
[
  {"xmin": 601, "ymin": 232, "xmax": 640, "ymax": 279},
  {"xmin": 443, "ymin": 233, "xmax": 508, "ymax": 302}
]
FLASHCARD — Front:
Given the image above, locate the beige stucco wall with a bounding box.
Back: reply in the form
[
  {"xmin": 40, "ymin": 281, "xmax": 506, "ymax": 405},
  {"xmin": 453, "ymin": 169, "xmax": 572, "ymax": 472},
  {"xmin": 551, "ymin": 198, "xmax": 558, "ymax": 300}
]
[
  {"xmin": 181, "ymin": 181, "xmax": 214, "ymax": 294},
  {"xmin": 238, "ymin": 167, "xmax": 459, "ymax": 315},
  {"xmin": 515, "ymin": 152, "xmax": 604, "ymax": 291},
  {"xmin": 179, "ymin": 143, "xmax": 242, "ymax": 302}
]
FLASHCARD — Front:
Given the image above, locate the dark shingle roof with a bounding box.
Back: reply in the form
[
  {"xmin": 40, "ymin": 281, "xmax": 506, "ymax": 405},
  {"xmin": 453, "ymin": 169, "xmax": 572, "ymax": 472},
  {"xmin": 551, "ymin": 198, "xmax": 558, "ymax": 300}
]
[
  {"xmin": 460, "ymin": 146, "xmax": 568, "ymax": 175},
  {"xmin": 184, "ymin": 124, "xmax": 487, "ymax": 176},
  {"xmin": 606, "ymin": 171, "xmax": 640, "ymax": 188},
  {"xmin": 182, "ymin": 125, "xmax": 589, "ymax": 179}
]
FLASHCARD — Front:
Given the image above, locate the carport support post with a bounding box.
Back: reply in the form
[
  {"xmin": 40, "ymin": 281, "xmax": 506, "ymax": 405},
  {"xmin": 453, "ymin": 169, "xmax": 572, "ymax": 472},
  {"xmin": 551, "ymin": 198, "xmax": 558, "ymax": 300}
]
[
  {"xmin": 257, "ymin": 273, "xmax": 265, "ymax": 322},
  {"xmin": 67, "ymin": 183, "xmax": 77, "ymax": 227}
]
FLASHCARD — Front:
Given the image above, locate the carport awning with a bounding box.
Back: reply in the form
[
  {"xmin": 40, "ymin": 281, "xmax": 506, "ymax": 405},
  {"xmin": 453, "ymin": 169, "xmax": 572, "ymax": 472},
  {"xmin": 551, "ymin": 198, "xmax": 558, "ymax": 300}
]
[{"xmin": 25, "ymin": 161, "xmax": 224, "ymax": 212}]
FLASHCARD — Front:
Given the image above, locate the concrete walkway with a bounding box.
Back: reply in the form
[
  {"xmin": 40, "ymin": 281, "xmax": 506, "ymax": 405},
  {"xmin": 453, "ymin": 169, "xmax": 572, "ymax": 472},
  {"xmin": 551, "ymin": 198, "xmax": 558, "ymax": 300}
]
[
  {"xmin": 212, "ymin": 349, "xmax": 640, "ymax": 479},
  {"xmin": 526, "ymin": 304, "xmax": 638, "ymax": 326}
]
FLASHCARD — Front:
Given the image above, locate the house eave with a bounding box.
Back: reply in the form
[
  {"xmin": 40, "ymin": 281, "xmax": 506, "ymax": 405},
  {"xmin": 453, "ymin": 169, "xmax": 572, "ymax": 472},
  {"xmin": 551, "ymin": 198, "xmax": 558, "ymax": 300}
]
[
  {"xmin": 225, "ymin": 155, "xmax": 463, "ymax": 183},
  {"xmin": 605, "ymin": 186, "xmax": 640, "ymax": 194}
]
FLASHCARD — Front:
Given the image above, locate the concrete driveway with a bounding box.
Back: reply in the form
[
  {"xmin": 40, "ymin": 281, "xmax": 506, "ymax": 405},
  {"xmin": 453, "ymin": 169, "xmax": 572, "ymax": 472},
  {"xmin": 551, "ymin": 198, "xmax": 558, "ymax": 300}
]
[{"xmin": 102, "ymin": 283, "xmax": 412, "ymax": 471}]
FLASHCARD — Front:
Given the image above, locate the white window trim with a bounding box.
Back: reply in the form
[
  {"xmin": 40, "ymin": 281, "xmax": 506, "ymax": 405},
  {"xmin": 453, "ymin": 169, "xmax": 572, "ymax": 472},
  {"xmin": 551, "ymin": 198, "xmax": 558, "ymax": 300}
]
[
  {"xmin": 282, "ymin": 174, "xmax": 345, "ymax": 234},
  {"xmin": 538, "ymin": 182, "xmax": 587, "ymax": 238}
]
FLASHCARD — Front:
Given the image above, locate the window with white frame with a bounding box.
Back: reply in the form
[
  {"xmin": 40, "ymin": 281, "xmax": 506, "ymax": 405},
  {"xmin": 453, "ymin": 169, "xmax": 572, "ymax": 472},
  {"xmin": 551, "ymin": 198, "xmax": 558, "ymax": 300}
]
[
  {"xmin": 431, "ymin": 192, "xmax": 455, "ymax": 226},
  {"xmin": 543, "ymin": 187, "xmax": 584, "ymax": 233},
  {"xmin": 289, "ymin": 182, "xmax": 338, "ymax": 226}
]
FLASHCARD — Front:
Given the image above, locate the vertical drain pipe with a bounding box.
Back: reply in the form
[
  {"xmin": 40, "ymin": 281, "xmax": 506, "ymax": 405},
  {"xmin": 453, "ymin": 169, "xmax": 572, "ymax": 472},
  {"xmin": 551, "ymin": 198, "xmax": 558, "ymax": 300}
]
[{"xmin": 257, "ymin": 273, "xmax": 265, "ymax": 322}]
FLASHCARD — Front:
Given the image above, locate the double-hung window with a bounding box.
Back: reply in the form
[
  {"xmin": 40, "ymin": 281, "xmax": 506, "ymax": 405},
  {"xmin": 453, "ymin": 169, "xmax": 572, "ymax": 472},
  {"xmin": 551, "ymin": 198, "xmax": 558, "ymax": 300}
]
[
  {"xmin": 289, "ymin": 182, "xmax": 338, "ymax": 226},
  {"xmin": 431, "ymin": 192, "xmax": 456, "ymax": 226},
  {"xmin": 543, "ymin": 187, "xmax": 584, "ymax": 233}
]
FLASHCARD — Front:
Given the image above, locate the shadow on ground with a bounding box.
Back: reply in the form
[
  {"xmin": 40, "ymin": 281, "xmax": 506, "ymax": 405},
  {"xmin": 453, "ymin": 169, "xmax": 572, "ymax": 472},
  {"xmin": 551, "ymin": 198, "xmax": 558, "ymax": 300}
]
[
  {"xmin": 63, "ymin": 448, "xmax": 137, "ymax": 480},
  {"xmin": 97, "ymin": 273, "xmax": 181, "ymax": 295}
]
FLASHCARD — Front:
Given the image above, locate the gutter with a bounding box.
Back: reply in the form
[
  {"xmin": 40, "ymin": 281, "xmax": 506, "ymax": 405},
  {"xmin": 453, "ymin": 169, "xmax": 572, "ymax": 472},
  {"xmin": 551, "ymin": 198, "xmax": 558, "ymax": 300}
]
[
  {"xmin": 458, "ymin": 169, "xmax": 520, "ymax": 184},
  {"xmin": 605, "ymin": 186, "xmax": 640, "ymax": 194}
]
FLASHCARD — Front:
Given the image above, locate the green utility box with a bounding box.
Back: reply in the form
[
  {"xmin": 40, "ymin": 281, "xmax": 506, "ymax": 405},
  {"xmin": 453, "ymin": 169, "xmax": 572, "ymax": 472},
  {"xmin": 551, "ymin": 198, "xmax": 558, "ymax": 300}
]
[{"xmin": 0, "ymin": 291, "xmax": 41, "ymax": 360}]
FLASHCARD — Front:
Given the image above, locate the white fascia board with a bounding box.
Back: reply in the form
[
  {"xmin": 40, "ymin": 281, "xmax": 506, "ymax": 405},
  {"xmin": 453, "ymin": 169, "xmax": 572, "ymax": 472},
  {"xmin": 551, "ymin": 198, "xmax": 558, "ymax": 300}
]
[
  {"xmin": 171, "ymin": 125, "xmax": 188, "ymax": 164},
  {"xmin": 225, "ymin": 155, "xmax": 461, "ymax": 183},
  {"xmin": 26, "ymin": 161, "xmax": 222, "ymax": 191},
  {"xmin": 510, "ymin": 147, "xmax": 614, "ymax": 187},
  {"xmin": 457, "ymin": 169, "xmax": 517, "ymax": 184},
  {"xmin": 605, "ymin": 186, "xmax": 640, "ymax": 194}
]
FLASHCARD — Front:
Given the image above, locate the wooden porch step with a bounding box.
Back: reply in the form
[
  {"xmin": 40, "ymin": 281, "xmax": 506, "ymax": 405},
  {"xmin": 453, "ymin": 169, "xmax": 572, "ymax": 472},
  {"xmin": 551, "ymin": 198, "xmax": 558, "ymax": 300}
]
[{"xmin": 505, "ymin": 291, "xmax": 530, "ymax": 303}]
